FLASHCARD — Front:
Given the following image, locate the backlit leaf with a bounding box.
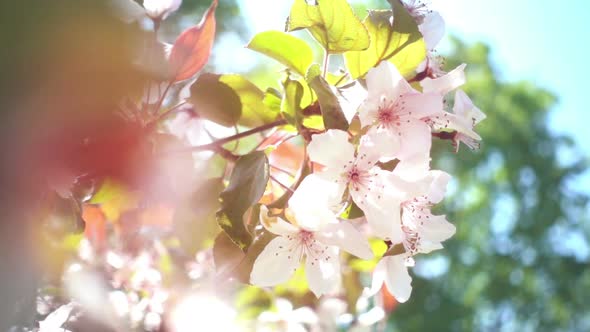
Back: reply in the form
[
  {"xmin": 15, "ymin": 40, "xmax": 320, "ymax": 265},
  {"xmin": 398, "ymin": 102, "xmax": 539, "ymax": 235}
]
[
  {"xmin": 287, "ymin": 0, "xmax": 370, "ymax": 54},
  {"xmin": 281, "ymin": 78, "xmax": 305, "ymax": 127},
  {"xmin": 169, "ymin": 0, "xmax": 217, "ymax": 82},
  {"xmin": 219, "ymin": 74, "xmax": 279, "ymax": 127},
  {"xmin": 344, "ymin": 1, "xmax": 426, "ymax": 79},
  {"xmin": 247, "ymin": 31, "xmax": 314, "ymax": 76},
  {"xmin": 188, "ymin": 73, "xmax": 242, "ymax": 127}
]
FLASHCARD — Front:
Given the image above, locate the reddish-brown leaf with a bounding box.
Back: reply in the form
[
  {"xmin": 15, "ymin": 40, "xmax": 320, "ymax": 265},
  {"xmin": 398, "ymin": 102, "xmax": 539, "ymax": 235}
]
[{"xmin": 169, "ymin": 0, "xmax": 217, "ymax": 82}]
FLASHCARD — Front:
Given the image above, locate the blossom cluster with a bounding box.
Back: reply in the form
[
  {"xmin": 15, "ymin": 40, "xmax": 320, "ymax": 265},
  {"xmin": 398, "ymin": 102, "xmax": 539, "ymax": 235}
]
[
  {"xmin": 34, "ymin": 0, "xmax": 488, "ymax": 330},
  {"xmin": 250, "ymin": 2, "xmax": 486, "ymax": 302}
]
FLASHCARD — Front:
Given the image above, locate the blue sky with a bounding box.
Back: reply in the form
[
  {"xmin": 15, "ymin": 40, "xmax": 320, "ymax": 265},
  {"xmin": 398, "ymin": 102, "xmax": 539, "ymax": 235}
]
[{"xmin": 228, "ymin": 0, "xmax": 589, "ymax": 162}]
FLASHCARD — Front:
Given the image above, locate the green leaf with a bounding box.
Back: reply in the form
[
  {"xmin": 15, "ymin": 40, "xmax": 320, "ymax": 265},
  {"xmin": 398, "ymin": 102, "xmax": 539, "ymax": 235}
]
[
  {"xmin": 306, "ymin": 64, "xmax": 348, "ymax": 131},
  {"xmin": 281, "ymin": 78, "xmax": 305, "ymax": 127},
  {"xmin": 287, "ymin": 0, "xmax": 370, "ymax": 54},
  {"xmin": 263, "ymin": 88, "xmax": 282, "ymax": 113},
  {"xmin": 217, "ymin": 151, "xmax": 270, "ymax": 249},
  {"xmin": 189, "ymin": 73, "xmax": 242, "ymax": 126},
  {"xmin": 219, "ymin": 74, "xmax": 279, "ymax": 127},
  {"xmin": 344, "ymin": 1, "xmax": 426, "ymax": 79},
  {"xmin": 247, "ymin": 30, "xmax": 314, "ymax": 76}
]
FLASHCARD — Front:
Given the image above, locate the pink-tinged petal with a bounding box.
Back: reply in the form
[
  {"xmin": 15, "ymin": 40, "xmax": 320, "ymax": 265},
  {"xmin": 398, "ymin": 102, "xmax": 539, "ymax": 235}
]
[
  {"xmin": 419, "ymin": 12, "xmax": 445, "ymax": 50},
  {"xmin": 335, "ymin": 82, "xmax": 368, "ymax": 124},
  {"xmin": 308, "ymin": 130, "xmax": 355, "ymax": 169},
  {"xmin": 453, "ymin": 90, "xmax": 486, "ymax": 125},
  {"xmin": 362, "ymin": 198, "xmax": 404, "ymax": 242},
  {"xmin": 398, "ymin": 118, "xmax": 432, "ymax": 160},
  {"xmin": 366, "ymin": 62, "xmax": 415, "ymax": 101},
  {"xmin": 365, "ymin": 126, "xmax": 401, "ymax": 162},
  {"xmin": 317, "ymin": 222, "xmax": 373, "ymax": 260},
  {"xmin": 420, "ymin": 215, "xmax": 457, "ymax": 243},
  {"xmin": 250, "ymin": 236, "xmax": 301, "ymax": 287},
  {"xmin": 380, "ymin": 254, "xmax": 413, "ymax": 303},
  {"xmin": 401, "ymin": 93, "xmax": 444, "ymax": 118},
  {"xmin": 358, "ymin": 99, "xmax": 380, "ymax": 129},
  {"xmin": 419, "ymin": 215, "xmax": 456, "ymax": 254},
  {"xmin": 385, "ymin": 174, "xmax": 430, "ymax": 205},
  {"xmin": 369, "ymin": 257, "xmax": 387, "ymax": 295},
  {"xmin": 392, "ymin": 153, "xmax": 431, "ymax": 182},
  {"xmin": 260, "ymin": 206, "xmax": 299, "ymax": 236},
  {"xmin": 288, "ymin": 174, "xmax": 344, "ymax": 231},
  {"xmin": 426, "ymin": 170, "xmax": 451, "ymax": 204},
  {"xmin": 421, "ymin": 63, "xmax": 466, "ymax": 95},
  {"xmin": 305, "ymin": 246, "xmax": 341, "ymax": 297}
]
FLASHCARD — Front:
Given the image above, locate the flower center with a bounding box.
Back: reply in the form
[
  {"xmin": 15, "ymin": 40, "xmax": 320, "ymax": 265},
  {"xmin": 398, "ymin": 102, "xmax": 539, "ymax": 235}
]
[
  {"xmin": 346, "ymin": 166, "xmax": 371, "ymax": 192},
  {"xmin": 376, "ymin": 96, "xmax": 408, "ymax": 131},
  {"xmin": 378, "ymin": 108, "xmax": 398, "ymax": 124},
  {"xmin": 298, "ymin": 230, "xmax": 314, "ymax": 246}
]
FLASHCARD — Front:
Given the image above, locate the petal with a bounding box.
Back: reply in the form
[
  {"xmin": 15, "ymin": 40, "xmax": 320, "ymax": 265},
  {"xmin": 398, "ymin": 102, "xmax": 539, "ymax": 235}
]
[
  {"xmin": 364, "ymin": 126, "xmax": 401, "ymax": 162},
  {"xmin": 401, "ymin": 92, "xmax": 443, "ymax": 118},
  {"xmin": 362, "ymin": 198, "xmax": 404, "ymax": 242},
  {"xmin": 317, "ymin": 222, "xmax": 373, "ymax": 260},
  {"xmin": 381, "ymin": 254, "xmax": 413, "ymax": 303},
  {"xmin": 358, "ymin": 99, "xmax": 380, "ymax": 129},
  {"xmin": 419, "ymin": 215, "xmax": 456, "ymax": 253},
  {"xmin": 288, "ymin": 174, "xmax": 344, "ymax": 231},
  {"xmin": 398, "ymin": 118, "xmax": 432, "ymax": 160},
  {"xmin": 260, "ymin": 205, "xmax": 299, "ymax": 236},
  {"xmin": 358, "ymin": 134, "xmax": 394, "ymax": 167},
  {"xmin": 426, "ymin": 170, "xmax": 451, "ymax": 204},
  {"xmin": 421, "ymin": 63, "xmax": 466, "ymax": 95},
  {"xmin": 453, "ymin": 90, "xmax": 486, "ymax": 125},
  {"xmin": 305, "ymin": 246, "xmax": 341, "ymax": 297},
  {"xmin": 369, "ymin": 258, "xmax": 387, "ymax": 295},
  {"xmin": 385, "ymin": 172, "xmax": 429, "ymax": 202},
  {"xmin": 429, "ymin": 111, "xmax": 481, "ymax": 140},
  {"xmin": 419, "ymin": 12, "xmax": 445, "ymax": 50},
  {"xmin": 250, "ymin": 236, "xmax": 301, "ymax": 287},
  {"xmin": 392, "ymin": 153, "xmax": 431, "ymax": 182},
  {"xmin": 307, "ymin": 130, "xmax": 355, "ymax": 169},
  {"xmin": 335, "ymin": 82, "xmax": 368, "ymax": 124},
  {"xmin": 366, "ymin": 62, "xmax": 415, "ymax": 100}
]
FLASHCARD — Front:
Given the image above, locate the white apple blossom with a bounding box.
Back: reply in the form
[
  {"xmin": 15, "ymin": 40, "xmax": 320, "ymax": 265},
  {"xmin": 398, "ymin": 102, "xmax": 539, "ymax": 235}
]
[
  {"xmin": 403, "ymin": 0, "xmax": 445, "ymax": 51},
  {"xmin": 359, "ymin": 61, "xmax": 443, "ymax": 161},
  {"xmin": 307, "ymin": 130, "xmax": 407, "ymax": 237},
  {"xmin": 421, "ymin": 66, "xmax": 486, "ymax": 151},
  {"xmin": 403, "ymin": 0, "xmax": 446, "ymax": 80},
  {"xmin": 250, "ymin": 182, "xmax": 373, "ymax": 297},
  {"xmin": 370, "ymin": 169, "xmax": 456, "ymax": 302},
  {"xmin": 143, "ymin": 0, "xmax": 182, "ymax": 20}
]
